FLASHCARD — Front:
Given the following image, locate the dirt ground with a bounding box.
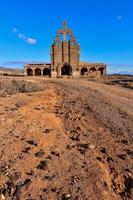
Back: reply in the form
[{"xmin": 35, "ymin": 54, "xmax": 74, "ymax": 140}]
[{"xmin": 0, "ymin": 76, "xmax": 133, "ymax": 200}]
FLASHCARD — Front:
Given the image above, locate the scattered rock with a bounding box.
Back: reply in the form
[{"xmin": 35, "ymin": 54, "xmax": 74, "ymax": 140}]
[
  {"xmin": 96, "ymin": 157, "xmax": 102, "ymax": 162},
  {"xmin": 70, "ymin": 134, "xmax": 80, "ymax": 141},
  {"xmin": 117, "ymin": 154, "xmax": 127, "ymax": 160},
  {"xmin": 43, "ymin": 188, "xmax": 47, "ymax": 192},
  {"xmin": 77, "ymin": 148, "xmax": 85, "ymax": 154},
  {"xmin": 77, "ymin": 143, "xmax": 88, "ymax": 149},
  {"xmin": 46, "ymin": 155, "xmax": 52, "ymax": 160},
  {"xmin": 120, "ymin": 175, "xmax": 133, "ymax": 199},
  {"xmin": 51, "ymin": 188, "xmax": 57, "ymax": 192},
  {"xmin": 66, "ymin": 144, "xmax": 75, "ymax": 150},
  {"xmin": 0, "ymin": 180, "xmax": 15, "ymax": 198},
  {"xmin": 121, "ymin": 140, "xmax": 128, "ymax": 145},
  {"xmin": 9, "ymin": 171, "xmax": 22, "ymax": 181},
  {"xmin": 106, "ymin": 157, "xmax": 114, "ymax": 163},
  {"xmin": 26, "ymin": 140, "xmax": 37, "ymax": 146},
  {"xmin": 37, "ymin": 160, "xmax": 48, "ymax": 170},
  {"xmin": 35, "ymin": 149, "xmax": 45, "ymax": 158},
  {"xmin": 100, "ymin": 147, "xmax": 107, "ymax": 154},
  {"xmin": 26, "ymin": 170, "xmax": 34, "ymax": 176},
  {"xmin": 22, "ymin": 147, "xmax": 31, "ymax": 153},
  {"xmin": 125, "ymin": 149, "xmax": 133, "ymax": 159},
  {"xmin": 44, "ymin": 175, "xmax": 54, "ymax": 181},
  {"xmin": 34, "ymin": 105, "xmax": 44, "ymax": 110},
  {"xmin": 16, "ymin": 179, "xmax": 31, "ymax": 188},
  {"xmin": 51, "ymin": 151, "xmax": 60, "ymax": 157},
  {"xmin": 43, "ymin": 128, "xmax": 52, "ymax": 134}
]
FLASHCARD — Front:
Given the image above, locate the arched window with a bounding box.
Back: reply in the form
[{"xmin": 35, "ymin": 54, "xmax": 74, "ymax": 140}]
[
  {"xmin": 55, "ymin": 41, "xmax": 59, "ymax": 46},
  {"xmin": 61, "ymin": 63, "xmax": 72, "ymax": 76},
  {"xmin": 27, "ymin": 68, "xmax": 33, "ymax": 76},
  {"xmin": 43, "ymin": 68, "xmax": 51, "ymax": 76},
  {"xmin": 81, "ymin": 68, "xmax": 88, "ymax": 75},
  {"xmin": 98, "ymin": 68, "xmax": 104, "ymax": 75},
  {"xmin": 71, "ymin": 41, "xmax": 75, "ymax": 46},
  {"xmin": 35, "ymin": 68, "xmax": 41, "ymax": 76},
  {"xmin": 89, "ymin": 67, "xmax": 96, "ymax": 74}
]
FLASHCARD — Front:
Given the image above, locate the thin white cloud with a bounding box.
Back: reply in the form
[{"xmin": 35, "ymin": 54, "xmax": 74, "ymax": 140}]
[
  {"xmin": 12, "ymin": 28, "xmax": 37, "ymax": 45},
  {"xmin": 27, "ymin": 38, "xmax": 37, "ymax": 45},
  {"xmin": 117, "ymin": 15, "xmax": 122, "ymax": 20},
  {"xmin": 18, "ymin": 33, "xmax": 26, "ymax": 40},
  {"xmin": 12, "ymin": 27, "xmax": 18, "ymax": 33}
]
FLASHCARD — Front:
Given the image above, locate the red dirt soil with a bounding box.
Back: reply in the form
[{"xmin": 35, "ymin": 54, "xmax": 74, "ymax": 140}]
[{"xmin": 0, "ymin": 77, "xmax": 133, "ymax": 200}]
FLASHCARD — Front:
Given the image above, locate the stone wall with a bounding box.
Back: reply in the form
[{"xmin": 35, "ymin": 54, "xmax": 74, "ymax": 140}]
[{"xmin": 24, "ymin": 64, "xmax": 51, "ymax": 76}]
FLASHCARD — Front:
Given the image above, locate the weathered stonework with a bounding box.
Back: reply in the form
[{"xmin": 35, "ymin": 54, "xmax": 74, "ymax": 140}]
[{"xmin": 24, "ymin": 21, "xmax": 106, "ymax": 78}]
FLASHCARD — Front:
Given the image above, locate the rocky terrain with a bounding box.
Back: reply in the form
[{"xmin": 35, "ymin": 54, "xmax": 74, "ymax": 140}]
[{"xmin": 0, "ymin": 76, "xmax": 133, "ymax": 200}]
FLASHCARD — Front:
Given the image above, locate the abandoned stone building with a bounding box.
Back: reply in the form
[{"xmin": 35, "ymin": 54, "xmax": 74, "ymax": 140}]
[{"xmin": 24, "ymin": 21, "xmax": 106, "ymax": 78}]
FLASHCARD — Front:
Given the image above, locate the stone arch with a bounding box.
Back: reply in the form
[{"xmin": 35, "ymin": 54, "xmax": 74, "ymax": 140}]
[
  {"xmin": 89, "ymin": 67, "xmax": 97, "ymax": 74},
  {"xmin": 43, "ymin": 68, "xmax": 51, "ymax": 76},
  {"xmin": 27, "ymin": 68, "xmax": 33, "ymax": 76},
  {"xmin": 61, "ymin": 63, "xmax": 72, "ymax": 76},
  {"xmin": 81, "ymin": 67, "xmax": 88, "ymax": 75},
  {"xmin": 98, "ymin": 67, "xmax": 104, "ymax": 75},
  {"xmin": 35, "ymin": 68, "xmax": 41, "ymax": 76}
]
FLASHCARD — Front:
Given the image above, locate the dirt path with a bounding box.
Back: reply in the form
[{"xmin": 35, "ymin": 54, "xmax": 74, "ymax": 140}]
[{"xmin": 0, "ymin": 78, "xmax": 133, "ymax": 200}]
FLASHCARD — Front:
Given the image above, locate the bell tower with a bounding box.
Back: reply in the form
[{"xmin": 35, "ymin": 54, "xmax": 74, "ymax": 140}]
[{"xmin": 50, "ymin": 21, "xmax": 80, "ymax": 78}]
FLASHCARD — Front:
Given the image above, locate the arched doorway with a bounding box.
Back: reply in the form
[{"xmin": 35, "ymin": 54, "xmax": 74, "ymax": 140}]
[
  {"xmin": 43, "ymin": 68, "xmax": 50, "ymax": 76},
  {"xmin": 35, "ymin": 68, "xmax": 41, "ymax": 76},
  {"xmin": 90, "ymin": 67, "xmax": 96, "ymax": 74},
  {"xmin": 27, "ymin": 68, "xmax": 33, "ymax": 76},
  {"xmin": 81, "ymin": 68, "xmax": 88, "ymax": 75},
  {"xmin": 98, "ymin": 68, "xmax": 104, "ymax": 75},
  {"xmin": 61, "ymin": 63, "xmax": 72, "ymax": 76}
]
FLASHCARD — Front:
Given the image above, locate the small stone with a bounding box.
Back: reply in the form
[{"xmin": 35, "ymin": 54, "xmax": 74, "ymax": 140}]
[
  {"xmin": 1, "ymin": 194, "xmax": 6, "ymax": 200},
  {"xmin": 88, "ymin": 144, "xmax": 95, "ymax": 149},
  {"xmin": 26, "ymin": 140, "xmax": 37, "ymax": 146},
  {"xmin": 100, "ymin": 147, "xmax": 107, "ymax": 154},
  {"xmin": 26, "ymin": 170, "xmax": 34, "ymax": 176},
  {"xmin": 121, "ymin": 139, "xmax": 128, "ymax": 145},
  {"xmin": 77, "ymin": 143, "xmax": 88, "ymax": 149},
  {"xmin": 35, "ymin": 149, "xmax": 45, "ymax": 158},
  {"xmin": 62, "ymin": 193, "xmax": 71, "ymax": 200},
  {"xmin": 37, "ymin": 160, "xmax": 48, "ymax": 170},
  {"xmin": 22, "ymin": 147, "xmax": 31, "ymax": 153},
  {"xmin": 9, "ymin": 171, "xmax": 22, "ymax": 181},
  {"xmin": 70, "ymin": 134, "xmax": 80, "ymax": 141},
  {"xmin": 106, "ymin": 157, "xmax": 114, "ymax": 163},
  {"xmin": 65, "ymin": 194, "xmax": 71, "ymax": 198},
  {"xmin": 51, "ymin": 151, "xmax": 60, "ymax": 157},
  {"xmin": 96, "ymin": 157, "xmax": 102, "ymax": 162},
  {"xmin": 43, "ymin": 128, "xmax": 52, "ymax": 134},
  {"xmin": 117, "ymin": 154, "xmax": 126, "ymax": 160},
  {"xmin": 51, "ymin": 188, "xmax": 57, "ymax": 192}
]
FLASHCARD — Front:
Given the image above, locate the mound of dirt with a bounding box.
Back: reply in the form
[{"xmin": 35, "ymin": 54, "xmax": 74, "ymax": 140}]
[{"xmin": 0, "ymin": 78, "xmax": 44, "ymax": 97}]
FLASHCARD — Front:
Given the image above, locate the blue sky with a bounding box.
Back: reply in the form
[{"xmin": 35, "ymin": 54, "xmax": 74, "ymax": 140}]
[{"xmin": 0, "ymin": 0, "xmax": 133, "ymax": 74}]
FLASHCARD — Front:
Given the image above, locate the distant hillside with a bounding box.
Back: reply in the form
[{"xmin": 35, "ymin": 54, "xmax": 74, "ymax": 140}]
[{"xmin": 0, "ymin": 66, "xmax": 24, "ymax": 76}]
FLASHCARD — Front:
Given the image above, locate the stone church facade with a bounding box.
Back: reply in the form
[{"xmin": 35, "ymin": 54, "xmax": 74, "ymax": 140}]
[{"xmin": 24, "ymin": 21, "xmax": 106, "ymax": 78}]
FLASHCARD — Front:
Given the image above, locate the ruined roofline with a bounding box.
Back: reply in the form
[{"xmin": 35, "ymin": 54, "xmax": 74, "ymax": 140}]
[
  {"xmin": 80, "ymin": 62, "xmax": 106, "ymax": 66},
  {"xmin": 25, "ymin": 63, "xmax": 51, "ymax": 67}
]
